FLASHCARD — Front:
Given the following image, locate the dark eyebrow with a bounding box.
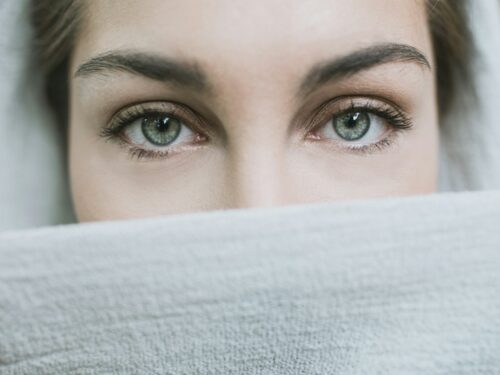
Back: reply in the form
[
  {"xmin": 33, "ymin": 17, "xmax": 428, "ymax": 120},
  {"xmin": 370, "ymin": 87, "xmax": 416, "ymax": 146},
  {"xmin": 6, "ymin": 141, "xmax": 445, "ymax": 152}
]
[
  {"xmin": 74, "ymin": 50, "xmax": 211, "ymax": 93},
  {"xmin": 298, "ymin": 43, "xmax": 431, "ymax": 97}
]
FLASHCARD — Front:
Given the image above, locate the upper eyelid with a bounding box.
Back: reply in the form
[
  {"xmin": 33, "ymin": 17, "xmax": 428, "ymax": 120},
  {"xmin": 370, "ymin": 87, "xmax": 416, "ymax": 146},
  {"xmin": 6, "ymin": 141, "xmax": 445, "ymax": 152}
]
[
  {"xmin": 101, "ymin": 109, "xmax": 205, "ymax": 157},
  {"xmin": 289, "ymin": 92, "xmax": 408, "ymax": 133},
  {"xmin": 304, "ymin": 96, "xmax": 411, "ymax": 133},
  {"xmin": 101, "ymin": 101, "xmax": 412, "ymax": 161},
  {"xmin": 107, "ymin": 101, "xmax": 208, "ymax": 134},
  {"xmin": 317, "ymin": 96, "xmax": 406, "ymax": 117},
  {"xmin": 105, "ymin": 96, "xmax": 411, "ymax": 144}
]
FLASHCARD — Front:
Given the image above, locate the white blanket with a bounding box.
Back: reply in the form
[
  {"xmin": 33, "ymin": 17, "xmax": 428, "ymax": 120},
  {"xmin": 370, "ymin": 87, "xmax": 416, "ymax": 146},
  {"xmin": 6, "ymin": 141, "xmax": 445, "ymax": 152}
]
[{"xmin": 1, "ymin": 191, "xmax": 500, "ymax": 374}]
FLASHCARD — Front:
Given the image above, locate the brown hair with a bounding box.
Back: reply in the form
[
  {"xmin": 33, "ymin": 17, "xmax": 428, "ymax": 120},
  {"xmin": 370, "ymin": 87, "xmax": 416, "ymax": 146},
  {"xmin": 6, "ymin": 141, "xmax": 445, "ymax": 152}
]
[{"xmin": 30, "ymin": 0, "xmax": 474, "ymax": 128}]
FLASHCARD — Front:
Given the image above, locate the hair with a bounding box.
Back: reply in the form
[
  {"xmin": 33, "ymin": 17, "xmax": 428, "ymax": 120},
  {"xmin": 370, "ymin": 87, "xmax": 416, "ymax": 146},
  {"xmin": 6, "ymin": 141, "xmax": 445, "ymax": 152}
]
[{"xmin": 30, "ymin": 0, "xmax": 474, "ymax": 129}]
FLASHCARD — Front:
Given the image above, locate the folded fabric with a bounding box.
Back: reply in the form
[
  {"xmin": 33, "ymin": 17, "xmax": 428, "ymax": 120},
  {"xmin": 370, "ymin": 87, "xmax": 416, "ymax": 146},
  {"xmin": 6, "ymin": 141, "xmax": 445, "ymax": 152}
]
[{"xmin": 1, "ymin": 190, "xmax": 499, "ymax": 374}]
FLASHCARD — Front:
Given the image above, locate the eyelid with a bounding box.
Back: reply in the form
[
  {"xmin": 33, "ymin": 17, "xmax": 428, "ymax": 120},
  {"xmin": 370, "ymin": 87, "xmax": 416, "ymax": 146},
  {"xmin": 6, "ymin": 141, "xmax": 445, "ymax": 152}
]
[
  {"xmin": 99, "ymin": 101, "xmax": 210, "ymax": 161},
  {"xmin": 313, "ymin": 130, "xmax": 405, "ymax": 156},
  {"xmin": 104, "ymin": 101, "xmax": 209, "ymax": 137},
  {"xmin": 305, "ymin": 95, "xmax": 412, "ymax": 136}
]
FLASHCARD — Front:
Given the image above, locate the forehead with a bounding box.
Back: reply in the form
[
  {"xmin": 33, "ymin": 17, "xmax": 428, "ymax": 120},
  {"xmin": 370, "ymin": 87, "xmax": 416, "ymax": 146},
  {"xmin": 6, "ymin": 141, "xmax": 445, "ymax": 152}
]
[{"xmin": 78, "ymin": 0, "xmax": 430, "ymax": 68}]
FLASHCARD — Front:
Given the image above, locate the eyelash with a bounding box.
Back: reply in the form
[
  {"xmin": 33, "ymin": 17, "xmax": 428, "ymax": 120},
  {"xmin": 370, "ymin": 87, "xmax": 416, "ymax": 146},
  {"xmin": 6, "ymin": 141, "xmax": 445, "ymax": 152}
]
[
  {"xmin": 100, "ymin": 103, "xmax": 207, "ymax": 161},
  {"xmin": 305, "ymin": 98, "xmax": 413, "ymax": 154},
  {"xmin": 100, "ymin": 98, "xmax": 413, "ymax": 160}
]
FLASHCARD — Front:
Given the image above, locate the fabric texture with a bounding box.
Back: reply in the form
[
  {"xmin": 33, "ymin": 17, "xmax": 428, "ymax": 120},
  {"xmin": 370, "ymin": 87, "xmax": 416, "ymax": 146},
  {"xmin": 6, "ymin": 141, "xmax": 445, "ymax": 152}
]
[{"xmin": 1, "ymin": 190, "xmax": 500, "ymax": 374}]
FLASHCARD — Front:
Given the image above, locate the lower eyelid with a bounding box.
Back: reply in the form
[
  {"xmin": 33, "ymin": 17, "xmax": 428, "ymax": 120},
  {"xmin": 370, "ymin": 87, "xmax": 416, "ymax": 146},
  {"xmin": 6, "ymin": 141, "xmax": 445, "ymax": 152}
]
[
  {"xmin": 306, "ymin": 121, "xmax": 407, "ymax": 155},
  {"xmin": 126, "ymin": 143, "xmax": 203, "ymax": 161},
  {"xmin": 125, "ymin": 129, "xmax": 209, "ymax": 161},
  {"xmin": 106, "ymin": 98, "xmax": 410, "ymax": 159},
  {"xmin": 309, "ymin": 96, "xmax": 411, "ymax": 130},
  {"xmin": 346, "ymin": 130, "xmax": 405, "ymax": 154}
]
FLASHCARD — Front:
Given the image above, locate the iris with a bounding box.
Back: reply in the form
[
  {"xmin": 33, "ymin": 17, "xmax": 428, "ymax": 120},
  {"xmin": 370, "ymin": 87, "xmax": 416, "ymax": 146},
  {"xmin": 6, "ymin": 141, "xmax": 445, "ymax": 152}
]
[
  {"xmin": 141, "ymin": 114, "xmax": 182, "ymax": 146},
  {"xmin": 333, "ymin": 111, "xmax": 371, "ymax": 141}
]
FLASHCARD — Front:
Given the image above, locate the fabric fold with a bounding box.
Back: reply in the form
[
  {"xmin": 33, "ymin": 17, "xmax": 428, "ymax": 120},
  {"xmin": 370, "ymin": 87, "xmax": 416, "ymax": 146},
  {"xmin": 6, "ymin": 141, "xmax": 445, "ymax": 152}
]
[{"xmin": 1, "ymin": 191, "xmax": 499, "ymax": 374}]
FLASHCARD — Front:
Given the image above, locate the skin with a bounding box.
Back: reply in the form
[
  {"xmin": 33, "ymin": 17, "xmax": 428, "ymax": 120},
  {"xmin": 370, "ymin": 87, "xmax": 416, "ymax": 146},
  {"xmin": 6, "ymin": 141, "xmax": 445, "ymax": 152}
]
[{"xmin": 69, "ymin": 0, "xmax": 438, "ymax": 222}]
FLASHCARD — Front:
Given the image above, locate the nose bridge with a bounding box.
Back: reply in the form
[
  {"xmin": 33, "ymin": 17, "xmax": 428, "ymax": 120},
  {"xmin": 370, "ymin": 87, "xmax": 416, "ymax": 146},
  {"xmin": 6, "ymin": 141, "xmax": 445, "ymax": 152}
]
[{"xmin": 224, "ymin": 121, "xmax": 288, "ymax": 209}]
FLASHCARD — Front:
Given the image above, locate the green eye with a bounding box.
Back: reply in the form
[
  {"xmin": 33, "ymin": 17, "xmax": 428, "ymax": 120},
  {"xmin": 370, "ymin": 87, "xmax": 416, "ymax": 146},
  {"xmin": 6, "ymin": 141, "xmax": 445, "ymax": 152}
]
[
  {"xmin": 141, "ymin": 114, "xmax": 182, "ymax": 146},
  {"xmin": 333, "ymin": 111, "xmax": 371, "ymax": 141}
]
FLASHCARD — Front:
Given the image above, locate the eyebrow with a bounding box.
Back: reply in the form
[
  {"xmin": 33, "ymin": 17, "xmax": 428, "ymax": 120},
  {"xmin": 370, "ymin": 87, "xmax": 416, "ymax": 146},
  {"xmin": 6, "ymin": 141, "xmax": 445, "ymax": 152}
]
[
  {"xmin": 75, "ymin": 43, "xmax": 430, "ymax": 98},
  {"xmin": 298, "ymin": 43, "xmax": 431, "ymax": 97},
  {"xmin": 74, "ymin": 50, "xmax": 211, "ymax": 93}
]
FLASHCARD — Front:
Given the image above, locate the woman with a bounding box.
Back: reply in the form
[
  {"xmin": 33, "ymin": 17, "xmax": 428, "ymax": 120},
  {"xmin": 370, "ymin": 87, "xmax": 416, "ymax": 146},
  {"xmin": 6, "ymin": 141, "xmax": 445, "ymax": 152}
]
[
  {"xmin": 31, "ymin": 0, "xmax": 472, "ymax": 222},
  {"xmin": 3, "ymin": 2, "xmax": 500, "ymax": 374}
]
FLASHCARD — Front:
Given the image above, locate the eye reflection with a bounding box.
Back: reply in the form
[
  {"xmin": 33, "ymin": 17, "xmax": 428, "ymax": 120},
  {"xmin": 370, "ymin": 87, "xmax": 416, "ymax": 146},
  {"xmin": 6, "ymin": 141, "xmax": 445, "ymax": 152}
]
[
  {"xmin": 141, "ymin": 114, "xmax": 182, "ymax": 146},
  {"xmin": 316, "ymin": 109, "xmax": 389, "ymax": 147},
  {"xmin": 100, "ymin": 95, "xmax": 414, "ymax": 161},
  {"xmin": 333, "ymin": 111, "xmax": 371, "ymax": 141},
  {"xmin": 121, "ymin": 112, "xmax": 197, "ymax": 152}
]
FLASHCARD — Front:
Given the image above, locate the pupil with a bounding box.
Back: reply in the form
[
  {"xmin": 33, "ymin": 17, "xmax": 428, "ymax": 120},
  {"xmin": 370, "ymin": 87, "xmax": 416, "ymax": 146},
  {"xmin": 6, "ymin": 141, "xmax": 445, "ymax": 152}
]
[
  {"xmin": 157, "ymin": 116, "xmax": 170, "ymax": 132},
  {"xmin": 332, "ymin": 111, "xmax": 370, "ymax": 141},
  {"xmin": 141, "ymin": 114, "xmax": 181, "ymax": 146},
  {"xmin": 346, "ymin": 113, "xmax": 360, "ymax": 128}
]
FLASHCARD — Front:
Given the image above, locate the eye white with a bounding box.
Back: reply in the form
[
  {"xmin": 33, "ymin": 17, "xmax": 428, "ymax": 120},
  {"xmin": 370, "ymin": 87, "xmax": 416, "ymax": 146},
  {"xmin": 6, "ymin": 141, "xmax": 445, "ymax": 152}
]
[
  {"xmin": 318, "ymin": 112, "xmax": 389, "ymax": 144},
  {"xmin": 123, "ymin": 116, "xmax": 196, "ymax": 150}
]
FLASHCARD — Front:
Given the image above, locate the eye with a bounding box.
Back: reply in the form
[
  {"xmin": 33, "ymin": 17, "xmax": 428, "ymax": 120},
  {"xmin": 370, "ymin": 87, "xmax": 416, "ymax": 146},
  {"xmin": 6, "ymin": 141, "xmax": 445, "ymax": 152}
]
[
  {"xmin": 125, "ymin": 113, "xmax": 192, "ymax": 149},
  {"xmin": 101, "ymin": 102, "xmax": 208, "ymax": 160},
  {"xmin": 321, "ymin": 110, "xmax": 388, "ymax": 144},
  {"xmin": 307, "ymin": 98, "xmax": 413, "ymax": 153}
]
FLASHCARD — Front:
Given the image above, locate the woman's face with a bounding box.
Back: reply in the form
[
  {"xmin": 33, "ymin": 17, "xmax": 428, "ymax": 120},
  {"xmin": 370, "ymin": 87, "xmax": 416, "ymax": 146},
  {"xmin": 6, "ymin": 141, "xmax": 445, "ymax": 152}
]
[{"xmin": 69, "ymin": 0, "xmax": 438, "ymax": 222}]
